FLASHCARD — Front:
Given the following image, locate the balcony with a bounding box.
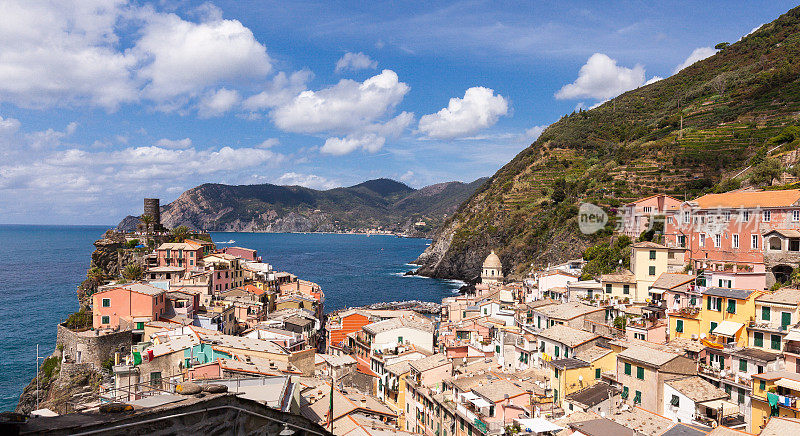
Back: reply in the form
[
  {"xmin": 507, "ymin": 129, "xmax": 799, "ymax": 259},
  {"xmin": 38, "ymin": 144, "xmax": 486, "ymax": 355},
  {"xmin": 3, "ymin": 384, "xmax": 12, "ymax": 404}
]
[
  {"xmin": 748, "ymin": 321, "xmax": 789, "ymax": 333},
  {"xmin": 667, "ymin": 307, "xmax": 701, "ymax": 318}
]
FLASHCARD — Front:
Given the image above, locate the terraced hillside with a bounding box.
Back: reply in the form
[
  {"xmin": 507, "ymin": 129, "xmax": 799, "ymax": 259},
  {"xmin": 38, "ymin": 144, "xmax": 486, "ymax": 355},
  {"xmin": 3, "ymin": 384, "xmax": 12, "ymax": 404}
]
[{"xmin": 415, "ymin": 6, "xmax": 800, "ymax": 282}]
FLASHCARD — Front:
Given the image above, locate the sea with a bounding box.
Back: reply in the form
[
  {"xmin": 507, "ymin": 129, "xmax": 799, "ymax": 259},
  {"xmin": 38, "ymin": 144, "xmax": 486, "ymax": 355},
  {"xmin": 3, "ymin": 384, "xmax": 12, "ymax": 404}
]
[{"xmin": 0, "ymin": 225, "xmax": 462, "ymax": 411}]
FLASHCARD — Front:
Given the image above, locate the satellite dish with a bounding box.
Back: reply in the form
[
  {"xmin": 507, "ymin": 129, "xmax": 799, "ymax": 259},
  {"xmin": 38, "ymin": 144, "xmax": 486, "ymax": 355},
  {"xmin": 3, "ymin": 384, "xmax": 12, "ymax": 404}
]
[
  {"xmin": 601, "ymin": 412, "xmax": 606, "ymax": 418},
  {"xmin": 578, "ymin": 375, "xmax": 583, "ymax": 382}
]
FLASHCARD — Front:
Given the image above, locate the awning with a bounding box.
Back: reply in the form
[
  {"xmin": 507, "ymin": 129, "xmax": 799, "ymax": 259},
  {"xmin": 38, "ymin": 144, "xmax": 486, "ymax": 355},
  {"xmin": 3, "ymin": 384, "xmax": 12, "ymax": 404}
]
[
  {"xmin": 776, "ymin": 377, "xmax": 800, "ymax": 392},
  {"xmin": 470, "ymin": 397, "xmax": 492, "ymax": 409},
  {"xmin": 461, "ymin": 392, "xmax": 479, "ymax": 402},
  {"xmin": 785, "ymin": 331, "xmax": 800, "ymax": 342},
  {"xmin": 712, "ymin": 321, "xmax": 743, "ymax": 338},
  {"xmin": 514, "ymin": 418, "xmax": 564, "ymax": 433},
  {"xmin": 700, "ymin": 399, "xmax": 739, "ymax": 416}
]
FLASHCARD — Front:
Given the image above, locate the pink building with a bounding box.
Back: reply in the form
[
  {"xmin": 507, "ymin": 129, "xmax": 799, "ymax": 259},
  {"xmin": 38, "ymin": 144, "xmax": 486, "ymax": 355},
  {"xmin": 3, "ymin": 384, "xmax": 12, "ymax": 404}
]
[
  {"xmin": 664, "ymin": 189, "xmax": 800, "ymax": 286},
  {"xmin": 156, "ymin": 242, "xmax": 204, "ymax": 270},
  {"xmin": 621, "ymin": 194, "xmax": 682, "ymax": 238},
  {"xmin": 220, "ymin": 246, "xmax": 261, "ymax": 262},
  {"xmin": 92, "ymin": 283, "xmax": 167, "ymax": 330}
]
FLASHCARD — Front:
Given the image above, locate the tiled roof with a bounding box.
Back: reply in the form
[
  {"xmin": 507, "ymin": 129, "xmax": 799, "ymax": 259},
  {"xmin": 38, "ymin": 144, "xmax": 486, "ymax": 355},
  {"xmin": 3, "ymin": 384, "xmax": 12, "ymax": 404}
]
[
  {"xmin": 565, "ymin": 382, "xmax": 620, "ymax": 408},
  {"xmin": 702, "ymin": 287, "xmax": 755, "ymax": 300},
  {"xmin": 534, "ymin": 302, "xmax": 603, "ymax": 320},
  {"xmin": 363, "ymin": 316, "xmax": 433, "ymax": 335},
  {"xmin": 618, "ymin": 345, "xmax": 679, "ymax": 367},
  {"xmin": 574, "ymin": 345, "xmax": 612, "ymax": 363},
  {"xmin": 600, "ymin": 270, "xmax": 635, "ymax": 284},
  {"xmin": 692, "ymin": 189, "xmax": 800, "ymax": 209},
  {"xmin": 665, "ymin": 376, "xmax": 728, "ymax": 403},
  {"xmin": 757, "ymin": 288, "xmax": 800, "ymax": 305},
  {"xmin": 761, "ymin": 417, "xmax": 800, "ymax": 435},
  {"xmin": 632, "ymin": 241, "xmax": 667, "ymax": 249},
  {"xmin": 651, "ymin": 273, "xmax": 696, "ymax": 290},
  {"xmin": 472, "ymin": 379, "xmax": 526, "ymax": 403},
  {"xmin": 410, "ymin": 354, "xmax": 450, "ymax": 373},
  {"xmin": 549, "ymin": 358, "xmax": 590, "ymax": 370},
  {"xmin": 537, "ymin": 324, "xmax": 599, "ymax": 348}
]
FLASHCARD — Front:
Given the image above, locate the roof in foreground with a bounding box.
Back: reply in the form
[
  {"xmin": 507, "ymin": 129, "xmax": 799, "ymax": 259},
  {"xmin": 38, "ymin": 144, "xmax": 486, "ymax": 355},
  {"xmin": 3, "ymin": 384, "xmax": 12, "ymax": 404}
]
[
  {"xmin": 569, "ymin": 418, "xmax": 636, "ymax": 436},
  {"xmin": 757, "ymin": 288, "xmax": 800, "ymax": 305},
  {"xmin": 565, "ymin": 382, "xmax": 620, "ymax": 408},
  {"xmin": 761, "ymin": 417, "xmax": 800, "ymax": 435},
  {"xmin": 410, "ymin": 353, "xmax": 450, "ymax": 373},
  {"xmin": 618, "ymin": 345, "xmax": 679, "ymax": 367},
  {"xmin": 666, "ymin": 376, "xmax": 728, "ymax": 403},
  {"xmin": 114, "ymin": 282, "xmax": 166, "ymax": 296},
  {"xmin": 651, "ymin": 273, "xmax": 696, "ymax": 290}
]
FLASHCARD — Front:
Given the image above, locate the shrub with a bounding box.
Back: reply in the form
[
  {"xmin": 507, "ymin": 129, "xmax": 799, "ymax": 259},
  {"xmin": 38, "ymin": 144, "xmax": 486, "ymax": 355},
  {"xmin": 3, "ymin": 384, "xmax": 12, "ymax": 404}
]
[{"xmin": 65, "ymin": 309, "xmax": 93, "ymax": 330}]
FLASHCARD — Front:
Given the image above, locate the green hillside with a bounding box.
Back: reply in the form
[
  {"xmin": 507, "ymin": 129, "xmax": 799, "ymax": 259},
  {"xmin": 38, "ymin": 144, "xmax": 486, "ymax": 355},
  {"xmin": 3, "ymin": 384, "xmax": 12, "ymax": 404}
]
[{"xmin": 416, "ymin": 6, "xmax": 800, "ymax": 281}]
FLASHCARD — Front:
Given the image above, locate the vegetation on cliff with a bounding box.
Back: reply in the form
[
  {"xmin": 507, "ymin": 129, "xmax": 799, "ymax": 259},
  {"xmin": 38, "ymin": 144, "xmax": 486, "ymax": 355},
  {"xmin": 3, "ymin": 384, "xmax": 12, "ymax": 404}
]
[{"xmin": 418, "ymin": 6, "xmax": 800, "ymax": 280}]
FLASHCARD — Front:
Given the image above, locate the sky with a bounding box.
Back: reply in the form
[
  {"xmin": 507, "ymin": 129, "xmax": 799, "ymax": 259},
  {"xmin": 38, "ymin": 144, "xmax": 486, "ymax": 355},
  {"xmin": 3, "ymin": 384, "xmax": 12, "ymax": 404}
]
[{"xmin": 0, "ymin": 0, "xmax": 795, "ymax": 225}]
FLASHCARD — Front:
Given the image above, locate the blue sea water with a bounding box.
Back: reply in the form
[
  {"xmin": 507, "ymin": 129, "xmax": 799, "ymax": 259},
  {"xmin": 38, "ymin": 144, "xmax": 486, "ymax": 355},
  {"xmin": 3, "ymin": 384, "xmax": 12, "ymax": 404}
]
[{"xmin": 0, "ymin": 227, "xmax": 460, "ymax": 411}]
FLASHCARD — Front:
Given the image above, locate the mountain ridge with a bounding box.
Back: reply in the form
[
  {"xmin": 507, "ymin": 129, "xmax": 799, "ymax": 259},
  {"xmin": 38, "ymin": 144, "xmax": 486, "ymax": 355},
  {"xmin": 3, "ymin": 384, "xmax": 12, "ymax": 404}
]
[
  {"xmin": 117, "ymin": 177, "xmax": 488, "ymax": 237},
  {"xmin": 415, "ymin": 5, "xmax": 800, "ymax": 282}
]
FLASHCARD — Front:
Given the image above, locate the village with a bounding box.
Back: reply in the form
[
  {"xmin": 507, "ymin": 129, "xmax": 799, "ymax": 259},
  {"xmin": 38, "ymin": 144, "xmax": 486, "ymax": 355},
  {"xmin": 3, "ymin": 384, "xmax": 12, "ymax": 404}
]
[{"xmin": 14, "ymin": 188, "xmax": 800, "ymax": 436}]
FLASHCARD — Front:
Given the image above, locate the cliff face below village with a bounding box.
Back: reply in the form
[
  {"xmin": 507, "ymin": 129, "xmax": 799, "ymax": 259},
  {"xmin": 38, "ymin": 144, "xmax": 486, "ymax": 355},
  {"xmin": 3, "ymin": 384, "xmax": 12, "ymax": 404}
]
[
  {"xmin": 117, "ymin": 178, "xmax": 487, "ymax": 237},
  {"xmin": 416, "ymin": 6, "xmax": 800, "ymax": 281}
]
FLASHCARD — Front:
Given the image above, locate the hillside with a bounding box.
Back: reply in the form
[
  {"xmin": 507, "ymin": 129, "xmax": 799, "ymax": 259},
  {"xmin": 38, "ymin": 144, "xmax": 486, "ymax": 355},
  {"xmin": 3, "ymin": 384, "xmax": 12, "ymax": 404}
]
[
  {"xmin": 415, "ymin": 6, "xmax": 800, "ymax": 282},
  {"xmin": 117, "ymin": 178, "xmax": 487, "ymax": 236}
]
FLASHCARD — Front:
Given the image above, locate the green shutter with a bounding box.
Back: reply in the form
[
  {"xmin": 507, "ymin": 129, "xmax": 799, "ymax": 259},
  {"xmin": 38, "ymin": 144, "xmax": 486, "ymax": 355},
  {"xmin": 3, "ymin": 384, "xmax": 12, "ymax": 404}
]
[
  {"xmin": 771, "ymin": 334, "xmax": 781, "ymax": 350},
  {"xmin": 621, "ymin": 386, "xmax": 629, "ymax": 399},
  {"xmin": 636, "ymin": 366, "xmax": 644, "ymax": 380},
  {"xmin": 782, "ymin": 312, "xmax": 792, "ymax": 328},
  {"xmin": 623, "ymin": 285, "xmax": 630, "ymax": 295},
  {"xmin": 707, "ymin": 296, "xmax": 712, "ymax": 310},
  {"xmin": 739, "ymin": 359, "xmax": 748, "ymax": 371},
  {"xmin": 727, "ymin": 299, "xmax": 736, "ymax": 314},
  {"xmin": 754, "ymin": 332, "xmax": 763, "ymax": 347},
  {"xmin": 649, "ymin": 266, "xmax": 656, "ymax": 276},
  {"xmin": 624, "ymin": 362, "xmax": 631, "ymax": 375},
  {"xmin": 595, "ymin": 368, "xmax": 601, "ymax": 379},
  {"xmin": 710, "ymin": 321, "xmax": 718, "ymax": 333},
  {"xmin": 634, "ymin": 390, "xmax": 642, "ymax": 404},
  {"xmin": 650, "ymin": 250, "xmax": 656, "ymax": 259},
  {"xmin": 606, "ymin": 284, "xmax": 612, "ymax": 293},
  {"xmin": 676, "ymin": 320, "xmax": 683, "ymax": 333},
  {"xmin": 763, "ymin": 306, "xmax": 771, "ymax": 321},
  {"xmin": 760, "ymin": 380, "xmax": 766, "ymax": 390}
]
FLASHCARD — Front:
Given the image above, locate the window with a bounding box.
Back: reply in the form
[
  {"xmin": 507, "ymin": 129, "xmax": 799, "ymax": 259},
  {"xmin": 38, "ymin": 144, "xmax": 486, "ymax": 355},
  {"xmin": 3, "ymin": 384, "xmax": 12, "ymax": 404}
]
[
  {"xmin": 770, "ymin": 236, "xmax": 782, "ymax": 251},
  {"xmin": 670, "ymin": 395, "xmax": 680, "ymax": 407},
  {"xmin": 714, "ymin": 234, "xmax": 721, "ymax": 248},
  {"xmin": 398, "ymin": 336, "xmax": 403, "ymax": 343},
  {"xmin": 102, "ymin": 298, "xmax": 110, "ymax": 307},
  {"xmin": 739, "ymin": 358, "xmax": 748, "ymax": 372},
  {"xmin": 752, "ymin": 234, "xmax": 759, "ymax": 249},
  {"xmin": 763, "ymin": 306, "xmax": 771, "ymax": 321},
  {"xmin": 794, "ymin": 210, "xmax": 799, "ymax": 222},
  {"xmin": 649, "ymin": 250, "xmax": 656, "ymax": 260},
  {"xmin": 754, "ymin": 332, "xmax": 764, "ymax": 347},
  {"xmin": 760, "ymin": 380, "xmax": 766, "ymax": 391},
  {"xmin": 622, "ymin": 386, "xmax": 629, "ymax": 399},
  {"xmin": 737, "ymin": 387, "xmax": 745, "ymax": 404},
  {"xmin": 764, "ymin": 210, "xmax": 771, "ymax": 222},
  {"xmin": 727, "ymin": 299, "xmax": 736, "ymax": 314},
  {"xmin": 758, "ymin": 365, "xmax": 764, "ymax": 374},
  {"xmin": 676, "ymin": 319, "xmax": 684, "ymax": 333},
  {"xmin": 554, "ymin": 369, "xmax": 560, "ymax": 379},
  {"xmin": 643, "ymin": 206, "xmax": 652, "ymax": 213},
  {"xmin": 595, "ymin": 368, "xmax": 601, "ymax": 379},
  {"xmin": 540, "ymin": 341, "xmax": 545, "ymax": 352},
  {"xmin": 724, "ymin": 211, "xmax": 731, "ymax": 221},
  {"xmin": 555, "ymin": 347, "xmax": 560, "ymax": 358},
  {"xmin": 700, "ymin": 234, "xmax": 706, "ymax": 247},
  {"xmin": 648, "ymin": 266, "xmax": 656, "ymax": 276},
  {"xmin": 742, "ymin": 211, "xmax": 751, "ymax": 222},
  {"xmin": 683, "ymin": 211, "xmax": 690, "ymax": 224},
  {"xmin": 782, "ymin": 312, "xmax": 792, "ymax": 329},
  {"xmin": 606, "ymin": 284, "xmax": 612, "ymax": 294},
  {"xmin": 101, "ymin": 315, "xmax": 109, "ymax": 324},
  {"xmin": 150, "ymin": 371, "xmax": 162, "ymax": 387},
  {"xmin": 624, "ymin": 362, "xmax": 631, "ymax": 375},
  {"xmin": 623, "ymin": 284, "xmax": 630, "ymax": 295},
  {"xmin": 136, "ymin": 322, "xmax": 144, "ymax": 330},
  {"xmin": 771, "ymin": 334, "xmax": 781, "ymax": 350},
  {"xmin": 733, "ymin": 234, "xmax": 739, "ymax": 249},
  {"xmin": 634, "ymin": 390, "xmax": 642, "ymax": 404},
  {"xmin": 636, "ymin": 366, "xmax": 644, "ymax": 380},
  {"xmin": 710, "ymin": 321, "xmax": 718, "ymax": 334}
]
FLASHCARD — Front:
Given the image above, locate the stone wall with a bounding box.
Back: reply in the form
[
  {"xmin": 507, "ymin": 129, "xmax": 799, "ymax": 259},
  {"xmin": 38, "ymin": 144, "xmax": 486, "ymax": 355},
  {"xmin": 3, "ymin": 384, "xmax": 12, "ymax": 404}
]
[
  {"xmin": 289, "ymin": 348, "xmax": 316, "ymax": 376},
  {"xmin": 57, "ymin": 324, "xmax": 132, "ymax": 367}
]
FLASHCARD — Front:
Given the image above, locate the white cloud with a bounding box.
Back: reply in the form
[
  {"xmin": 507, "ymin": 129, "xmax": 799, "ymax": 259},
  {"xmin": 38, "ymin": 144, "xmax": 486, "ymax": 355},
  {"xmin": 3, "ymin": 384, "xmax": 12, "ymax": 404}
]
[
  {"xmin": 242, "ymin": 70, "xmax": 313, "ymax": 111},
  {"xmin": 555, "ymin": 53, "xmax": 645, "ymax": 100},
  {"xmin": 155, "ymin": 137, "xmax": 192, "ymax": 149},
  {"xmin": 256, "ymin": 138, "xmax": 279, "ymax": 149},
  {"xmin": 335, "ymin": 52, "xmax": 378, "ymax": 73},
  {"xmin": 321, "ymin": 134, "xmax": 385, "ymax": 155},
  {"xmin": 741, "ymin": 24, "xmax": 764, "ymax": 40},
  {"xmin": 272, "ymin": 69, "xmax": 409, "ymax": 134},
  {"xmin": 418, "ymin": 87, "xmax": 508, "ymax": 139},
  {"xmin": 525, "ymin": 125, "xmax": 547, "ymax": 141},
  {"xmin": 197, "ymin": 88, "xmax": 241, "ymax": 118},
  {"xmin": 673, "ymin": 47, "xmax": 717, "ymax": 74},
  {"xmin": 0, "ymin": 116, "xmax": 21, "ymax": 136},
  {"xmin": 25, "ymin": 122, "xmax": 78, "ymax": 150},
  {"xmin": 644, "ymin": 76, "xmax": 664, "ymax": 85},
  {"xmin": 134, "ymin": 11, "xmax": 272, "ymax": 101},
  {"xmin": 274, "ymin": 172, "xmax": 338, "ymax": 190}
]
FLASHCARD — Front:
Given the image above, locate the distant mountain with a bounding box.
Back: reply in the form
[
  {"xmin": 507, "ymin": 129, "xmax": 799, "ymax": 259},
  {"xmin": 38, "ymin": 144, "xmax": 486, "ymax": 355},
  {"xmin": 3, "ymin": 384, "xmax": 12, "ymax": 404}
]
[{"xmin": 117, "ymin": 177, "xmax": 487, "ymax": 236}]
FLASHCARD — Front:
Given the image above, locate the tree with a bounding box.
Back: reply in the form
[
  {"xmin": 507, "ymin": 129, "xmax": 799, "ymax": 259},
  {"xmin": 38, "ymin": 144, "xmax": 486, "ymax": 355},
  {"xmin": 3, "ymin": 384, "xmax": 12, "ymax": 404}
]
[
  {"xmin": 715, "ymin": 42, "xmax": 729, "ymax": 50},
  {"xmin": 139, "ymin": 214, "xmax": 153, "ymax": 232},
  {"xmin": 122, "ymin": 264, "xmax": 142, "ymax": 281},
  {"xmin": 171, "ymin": 225, "xmax": 191, "ymax": 243},
  {"xmin": 551, "ymin": 178, "xmax": 567, "ymax": 203},
  {"xmin": 711, "ymin": 75, "xmax": 727, "ymax": 96},
  {"xmin": 86, "ymin": 267, "xmax": 106, "ymax": 286},
  {"xmin": 749, "ymin": 158, "xmax": 782, "ymax": 186}
]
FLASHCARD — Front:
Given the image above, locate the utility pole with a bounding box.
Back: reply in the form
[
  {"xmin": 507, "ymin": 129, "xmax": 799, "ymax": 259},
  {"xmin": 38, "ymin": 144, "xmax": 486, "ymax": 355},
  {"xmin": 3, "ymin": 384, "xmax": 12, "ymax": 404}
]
[{"xmin": 35, "ymin": 344, "xmax": 45, "ymax": 411}]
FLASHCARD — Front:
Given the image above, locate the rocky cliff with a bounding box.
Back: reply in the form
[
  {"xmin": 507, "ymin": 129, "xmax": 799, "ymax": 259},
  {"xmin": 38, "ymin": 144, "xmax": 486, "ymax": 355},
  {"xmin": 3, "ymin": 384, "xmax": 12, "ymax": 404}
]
[{"xmin": 416, "ymin": 5, "xmax": 800, "ymax": 281}]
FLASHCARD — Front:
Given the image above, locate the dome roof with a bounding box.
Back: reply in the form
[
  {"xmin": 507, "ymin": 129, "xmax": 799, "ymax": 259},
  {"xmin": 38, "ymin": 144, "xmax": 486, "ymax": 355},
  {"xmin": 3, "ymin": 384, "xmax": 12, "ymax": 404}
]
[{"xmin": 483, "ymin": 250, "xmax": 502, "ymax": 269}]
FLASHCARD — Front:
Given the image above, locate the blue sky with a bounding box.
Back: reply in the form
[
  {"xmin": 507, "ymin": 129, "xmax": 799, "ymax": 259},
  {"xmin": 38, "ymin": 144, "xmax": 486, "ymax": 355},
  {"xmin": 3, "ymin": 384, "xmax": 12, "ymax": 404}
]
[{"xmin": 0, "ymin": 0, "xmax": 795, "ymax": 224}]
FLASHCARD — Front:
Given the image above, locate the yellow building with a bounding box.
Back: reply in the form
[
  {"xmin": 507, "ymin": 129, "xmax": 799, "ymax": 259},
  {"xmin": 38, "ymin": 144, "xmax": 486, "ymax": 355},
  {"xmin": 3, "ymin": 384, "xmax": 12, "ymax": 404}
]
[
  {"xmin": 751, "ymin": 371, "xmax": 800, "ymax": 432},
  {"xmin": 698, "ymin": 287, "xmax": 764, "ymax": 349},
  {"xmin": 548, "ymin": 345, "xmax": 617, "ymax": 407},
  {"xmin": 383, "ymin": 360, "xmax": 411, "ymax": 428},
  {"xmin": 630, "ymin": 242, "xmax": 671, "ymax": 302},
  {"xmin": 599, "ymin": 270, "xmax": 636, "ymax": 303}
]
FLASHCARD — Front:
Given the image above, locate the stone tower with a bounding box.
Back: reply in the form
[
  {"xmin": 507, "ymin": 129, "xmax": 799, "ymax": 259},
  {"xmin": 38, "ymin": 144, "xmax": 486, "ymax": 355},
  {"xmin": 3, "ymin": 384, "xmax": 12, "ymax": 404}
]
[{"xmin": 143, "ymin": 198, "xmax": 161, "ymax": 226}]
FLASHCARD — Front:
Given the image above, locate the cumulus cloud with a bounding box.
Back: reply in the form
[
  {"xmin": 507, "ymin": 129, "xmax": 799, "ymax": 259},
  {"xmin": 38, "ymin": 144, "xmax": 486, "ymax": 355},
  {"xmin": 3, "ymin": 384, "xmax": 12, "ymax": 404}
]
[
  {"xmin": 256, "ymin": 138, "xmax": 279, "ymax": 149},
  {"xmin": 321, "ymin": 133, "xmax": 385, "ymax": 155},
  {"xmin": 272, "ymin": 70, "xmax": 409, "ymax": 134},
  {"xmin": 335, "ymin": 52, "xmax": 378, "ymax": 73},
  {"xmin": 155, "ymin": 137, "xmax": 192, "ymax": 149},
  {"xmin": 25, "ymin": 122, "xmax": 78, "ymax": 150},
  {"xmin": 243, "ymin": 70, "xmax": 313, "ymax": 111},
  {"xmin": 673, "ymin": 47, "xmax": 717, "ymax": 74},
  {"xmin": 525, "ymin": 125, "xmax": 547, "ymax": 141},
  {"xmin": 555, "ymin": 53, "xmax": 646, "ymax": 100},
  {"xmin": 197, "ymin": 88, "xmax": 241, "ymax": 118},
  {"xmin": 418, "ymin": 87, "xmax": 508, "ymax": 139},
  {"xmin": 274, "ymin": 172, "xmax": 339, "ymax": 190}
]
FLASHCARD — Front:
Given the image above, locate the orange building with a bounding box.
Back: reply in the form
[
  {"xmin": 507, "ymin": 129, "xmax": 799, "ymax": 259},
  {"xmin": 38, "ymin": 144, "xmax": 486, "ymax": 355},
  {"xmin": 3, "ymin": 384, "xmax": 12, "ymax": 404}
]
[
  {"xmin": 327, "ymin": 309, "xmax": 371, "ymax": 351},
  {"xmin": 92, "ymin": 283, "xmax": 167, "ymax": 330}
]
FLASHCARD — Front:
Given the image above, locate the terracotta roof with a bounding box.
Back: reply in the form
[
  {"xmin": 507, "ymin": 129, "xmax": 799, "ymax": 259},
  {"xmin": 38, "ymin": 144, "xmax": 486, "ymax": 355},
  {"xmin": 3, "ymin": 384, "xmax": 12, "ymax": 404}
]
[
  {"xmin": 472, "ymin": 378, "xmax": 526, "ymax": 403},
  {"xmin": 538, "ymin": 324, "xmax": 599, "ymax": 348},
  {"xmin": 692, "ymin": 189, "xmax": 800, "ymax": 209},
  {"xmin": 410, "ymin": 354, "xmax": 450, "ymax": 373},
  {"xmin": 757, "ymin": 288, "xmax": 800, "ymax": 305},
  {"xmin": 575, "ymin": 345, "xmax": 613, "ymax": 363},
  {"xmin": 534, "ymin": 302, "xmax": 603, "ymax": 320},
  {"xmin": 600, "ymin": 270, "xmax": 635, "ymax": 284}
]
